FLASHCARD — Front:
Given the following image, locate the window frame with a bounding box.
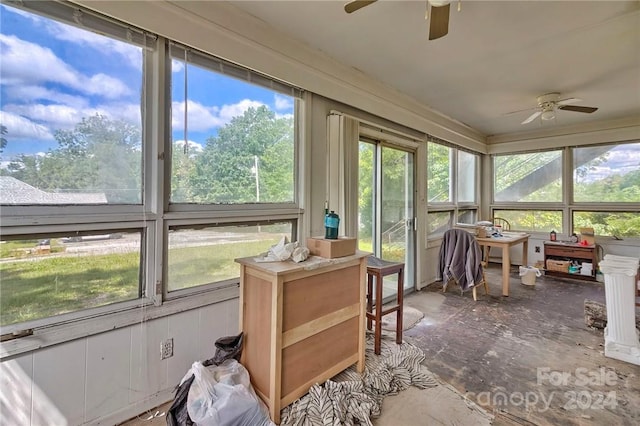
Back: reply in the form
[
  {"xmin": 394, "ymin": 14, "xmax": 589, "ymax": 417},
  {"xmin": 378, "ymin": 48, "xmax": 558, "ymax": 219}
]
[
  {"xmin": 489, "ymin": 142, "xmax": 640, "ymax": 241},
  {"xmin": 426, "ymin": 140, "xmax": 480, "ymax": 238},
  {"xmin": 0, "ymin": 1, "xmax": 305, "ymax": 356}
]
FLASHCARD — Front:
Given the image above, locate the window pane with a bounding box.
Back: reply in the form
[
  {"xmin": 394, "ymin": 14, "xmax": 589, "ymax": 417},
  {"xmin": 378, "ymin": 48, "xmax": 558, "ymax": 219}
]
[
  {"xmin": 427, "ymin": 211, "xmax": 451, "ymax": 234},
  {"xmin": 170, "ymin": 53, "xmax": 295, "ymax": 204},
  {"xmin": 493, "ymin": 210, "xmax": 563, "ymax": 233},
  {"xmin": 457, "ymin": 151, "xmax": 476, "ymax": 203},
  {"xmin": 494, "ymin": 151, "xmax": 562, "ymax": 202},
  {"xmin": 574, "ymin": 211, "xmax": 640, "ymax": 238},
  {"xmin": 573, "ymin": 143, "xmax": 640, "ymax": 203},
  {"xmin": 167, "ymin": 223, "xmax": 293, "ymax": 291},
  {"xmin": 427, "ymin": 142, "xmax": 451, "ymax": 203},
  {"xmin": 457, "ymin": 209, "xmax": 477, "ymax": 224},
  {"xmin": 0, "ymin": 4, "xmax": 144, "ymax": 205},
  {"xmin": 0, "ymin": 232, "xmax": 142, "ymax": 326},
  {"xmin": 358, "ymin": 141, "xmax": 375, "ymax": 253}
]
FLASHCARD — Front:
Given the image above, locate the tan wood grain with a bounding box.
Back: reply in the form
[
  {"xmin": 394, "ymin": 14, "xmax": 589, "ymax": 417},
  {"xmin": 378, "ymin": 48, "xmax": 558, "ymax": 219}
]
[
  {"xmin": 282, "ymin": 303, "xmax": 359, "ymax": 348},
  {"xmin": 280, "ymin": 317, "xmax": 359, "ymax": 396},
  {"xmin": 283, "ymin": 264, "xmax": 359, "ymax": 331}
]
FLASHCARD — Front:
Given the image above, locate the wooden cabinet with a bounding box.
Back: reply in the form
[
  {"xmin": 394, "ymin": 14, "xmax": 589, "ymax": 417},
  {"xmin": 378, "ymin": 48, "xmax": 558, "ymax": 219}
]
[
  {"xmin": 235, "ymin": 251, "xmax": 369, "ymax": 424},
  {"xmin": 544, "ymin": 242, "xmax": 597, "ymax": 281}
]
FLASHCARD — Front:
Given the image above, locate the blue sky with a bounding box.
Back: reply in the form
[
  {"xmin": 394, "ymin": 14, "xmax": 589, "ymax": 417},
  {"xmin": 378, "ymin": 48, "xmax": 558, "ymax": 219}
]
[{"xmin": 0, "ymin": 3, "xmax": 294, "ymax": 160}]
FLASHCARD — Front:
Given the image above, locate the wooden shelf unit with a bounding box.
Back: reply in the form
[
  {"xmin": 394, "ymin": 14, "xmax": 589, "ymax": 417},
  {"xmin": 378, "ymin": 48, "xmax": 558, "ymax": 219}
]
[
  {"xmin": 235, "ymin": 251, "xmax": 369, "ymax": 424},
  {"xmin": 544, "ymin": 241, "xmax": 597, "ymax": 281}
]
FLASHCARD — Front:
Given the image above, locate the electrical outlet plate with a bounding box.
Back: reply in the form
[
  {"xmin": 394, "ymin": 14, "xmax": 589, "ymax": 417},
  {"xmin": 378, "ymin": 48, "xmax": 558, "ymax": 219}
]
[{"xmin": 161, "ymin": 338, "xmax": 173, "ymax": 360}]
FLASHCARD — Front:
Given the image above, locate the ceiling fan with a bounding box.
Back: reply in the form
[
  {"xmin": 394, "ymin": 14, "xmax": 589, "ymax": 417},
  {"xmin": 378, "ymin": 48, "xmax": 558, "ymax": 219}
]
[
  {"xmin": 344, "ymin": 1, "xmax": 456, "ymax": 40},
  {"xmin": 517, "ymin": 93, "xmax": 598, "ymax": 124}
]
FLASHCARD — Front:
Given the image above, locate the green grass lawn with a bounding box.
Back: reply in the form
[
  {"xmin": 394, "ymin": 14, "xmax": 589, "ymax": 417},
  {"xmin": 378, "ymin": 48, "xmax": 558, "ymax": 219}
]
[
  {"xmin": 1, "ymin": 252, "xmax": 140, "ymax": 326},
  {"xmin": 0, "ymin": 237, "xmax": 282, "ymax": 326}
]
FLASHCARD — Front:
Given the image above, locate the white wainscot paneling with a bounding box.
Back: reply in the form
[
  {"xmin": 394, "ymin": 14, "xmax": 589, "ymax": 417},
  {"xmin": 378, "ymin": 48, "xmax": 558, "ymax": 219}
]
[
  {"xmin": 196, "ymin": 298, "xmax": 240, "ymax": 361},
  {"xmin": 1, "ymin": 354, "xmax": 37, "ymax": 425},
  {"xmin": 129, "ymin": 316, "xmax": 169, "ymax": 405},
  {"xmin": 85, "ymin": 327, "xmax": 131, "ymax": 422},
  {"xmin": 32, "ymin": 338, "xmax": 87, "ymax": 425},
  {"xmin": 167, "ymin": 309, "xmax": 201, "ymax": 386}
]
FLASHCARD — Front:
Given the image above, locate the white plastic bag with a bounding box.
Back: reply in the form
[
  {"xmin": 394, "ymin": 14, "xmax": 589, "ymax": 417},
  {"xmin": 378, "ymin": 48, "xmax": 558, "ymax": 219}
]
[
  {"xmin": 186, "ymin": 359, "xmax": 274, "ymax": 426},
  {"xmin": 254, "ymin": 236, "xmax": 299, "ymax": 262}
]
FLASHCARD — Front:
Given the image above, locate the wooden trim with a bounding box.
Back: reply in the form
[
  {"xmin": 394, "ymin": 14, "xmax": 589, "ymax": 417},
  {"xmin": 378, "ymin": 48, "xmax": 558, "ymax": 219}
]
[
  {"xmin": 269, "ymin": 275, "xmax": 284, "ymax": 424},
  {"xmin": 282, "ymin": 303, "xmax": 359, "ymax": 348},
  {"xmin": 283, "ymin": 258, "xmax": 361, "ymax": 282},
  {"xmin": 245, "ymin": 266, "xmax": 275, "ymax": 282},
  {"xmin": 357, "ymin": 258, "xmax": 366, "ymax": 372}
]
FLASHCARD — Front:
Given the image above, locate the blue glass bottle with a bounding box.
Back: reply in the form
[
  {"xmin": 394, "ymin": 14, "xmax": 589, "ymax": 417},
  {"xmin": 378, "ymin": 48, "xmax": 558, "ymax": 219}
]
[{"xmin": 324, "ymin": 211, "xmax": 339, "ymax": 239}]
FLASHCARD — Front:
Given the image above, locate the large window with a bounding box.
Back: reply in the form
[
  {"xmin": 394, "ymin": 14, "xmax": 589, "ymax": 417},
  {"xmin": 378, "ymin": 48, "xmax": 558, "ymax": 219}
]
[
  {"xmin": 572, "ymin": 141, "xmax": 640, "ymax": 238},
  {"xmin": 167, "ymin": 222, "xmax": 292, "ymax": 292},
  {"xmin": 0, "ymin": 3, "xmax": 146, "ymax": 206},
  {"xmin": 494, "ymin": 151, "xmax": 562, "ymax": 202},
  {"xmin": 491, "ymin": 142, "xmax": 639, "ymax": 238},
  {"xmin": 427, "ymin": 142, "xmax": 451, "ymax": 203},
  {"xmin": 0, "ymin": 2, "xmax": 302, "ymax": 334},
  {"xmin": 1, "ymin": 231, "xmax": 142, "ymax": 327},
  {"xmin": 169, "ymin": 44, "xmax": 297, "ymax": 205},
  {"xmin": 427, "ymin": 141, "xmax": 479, "ymax": 236},
  {"xmin": 573, "ymin": 143, "xmax": 640, "ymax": 203}
]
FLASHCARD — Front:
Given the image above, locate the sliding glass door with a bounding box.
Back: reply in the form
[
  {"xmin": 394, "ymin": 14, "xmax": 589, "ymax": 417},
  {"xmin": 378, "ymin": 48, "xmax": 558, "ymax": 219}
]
[{"xmin": 359, "ymin": 139, "xmax": 415, "ymax": 298}]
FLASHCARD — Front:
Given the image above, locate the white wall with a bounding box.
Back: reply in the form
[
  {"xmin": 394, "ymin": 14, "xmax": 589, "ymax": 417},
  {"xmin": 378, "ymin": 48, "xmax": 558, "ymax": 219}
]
[{"xmin": 0, "ymin": 299, "xmax": 239, "ymax": 425}]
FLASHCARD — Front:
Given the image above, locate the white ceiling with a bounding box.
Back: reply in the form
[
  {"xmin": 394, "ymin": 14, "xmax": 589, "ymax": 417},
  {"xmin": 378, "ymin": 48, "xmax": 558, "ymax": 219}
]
[{"xmin": 229, "ymin": 0, "xmax": 640, "ymax": 140}]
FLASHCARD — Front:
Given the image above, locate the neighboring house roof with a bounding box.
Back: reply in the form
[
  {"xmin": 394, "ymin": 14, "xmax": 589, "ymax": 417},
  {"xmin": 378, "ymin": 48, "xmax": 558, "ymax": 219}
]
[{"xmin": 0, "ymin": 176, "xmax": 107, "ymax": 204}]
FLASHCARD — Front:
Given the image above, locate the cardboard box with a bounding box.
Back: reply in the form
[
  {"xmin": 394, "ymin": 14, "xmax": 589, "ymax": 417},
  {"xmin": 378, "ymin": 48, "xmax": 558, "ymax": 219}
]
[
  {"xmin": 306, "ymin": 236, "xmax": 356, "ymax": 258},
  {"xmin": 579, "ymin": 227, "xmax": 595, "ymax": 245}
]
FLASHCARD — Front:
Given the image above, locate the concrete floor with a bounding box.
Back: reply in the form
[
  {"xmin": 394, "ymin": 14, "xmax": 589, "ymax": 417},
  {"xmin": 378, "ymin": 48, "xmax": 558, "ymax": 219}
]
[
  {"xmin": 405, "ymin": 263, "xmax": 640, "ymax": 426},
  {"xmin": 121, "ymin": 263, "xmax": 640, "ymax": 426}
]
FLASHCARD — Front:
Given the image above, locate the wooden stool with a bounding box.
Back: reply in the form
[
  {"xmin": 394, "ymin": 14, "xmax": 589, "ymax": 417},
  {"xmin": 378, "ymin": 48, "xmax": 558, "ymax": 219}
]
[{"xmin": 366, "ymin": 256, "xmax": 404, "ymax": 354}]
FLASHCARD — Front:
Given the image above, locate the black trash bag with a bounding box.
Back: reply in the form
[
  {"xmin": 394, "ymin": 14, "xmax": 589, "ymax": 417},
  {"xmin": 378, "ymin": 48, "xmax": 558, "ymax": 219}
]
[
  {"xmin": 166, "ymin": 374, "xmax": 195, "ymax": 426},
  {"xmin": 204, "ymin": 332, "xmax": 244, "ymax": 367},
  {"xmin": 166, "ymin": 332, "xmax": 245, "ymax": 426}
]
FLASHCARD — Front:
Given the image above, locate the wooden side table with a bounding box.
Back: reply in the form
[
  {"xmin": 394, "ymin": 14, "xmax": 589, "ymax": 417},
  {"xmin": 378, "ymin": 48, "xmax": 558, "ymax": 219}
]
[{"xmin": 366, "ymin": 256, "xmax": 404, "ymax": 354}]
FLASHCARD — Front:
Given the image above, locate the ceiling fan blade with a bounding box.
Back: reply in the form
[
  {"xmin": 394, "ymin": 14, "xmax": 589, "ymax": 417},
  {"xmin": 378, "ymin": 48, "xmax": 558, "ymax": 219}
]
[
  {"xmin": 522, "ymin": 111, "xmax": 542, "ymax": 124},
  {"xmin": 504, "ymin": 106, "xmax": 537, "ymax": 115},
  {"xmin": 558, "ymin": 105, "xmax": 598, "ymax": 113},
  {"xmin": 344, "ymin": 0, "xmax": 377, "ymax": 14},
  {"xmin": 428, "ymin": 3, "xmax": 450, "ymax": 40},
  {"xmin": 557, "ymin": 97, "xmax": 582, "ymax": 106}
]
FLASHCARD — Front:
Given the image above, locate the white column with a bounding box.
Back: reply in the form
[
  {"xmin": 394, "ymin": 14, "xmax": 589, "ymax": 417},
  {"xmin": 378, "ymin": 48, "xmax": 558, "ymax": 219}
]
[{"xmin": 599, "ymin": 254, "xmax": 640, "ymax": 365}]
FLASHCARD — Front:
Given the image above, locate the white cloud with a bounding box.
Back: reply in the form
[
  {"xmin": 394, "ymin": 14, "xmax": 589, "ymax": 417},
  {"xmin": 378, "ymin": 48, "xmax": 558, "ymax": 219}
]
[
  {"xmin": 0, "ymin": 34, "xmax": 132, "ymax": 100},
  {"xmin": 2, "ymin": 4, "xmax": 142, "ymax": 69},
  {"xmin": 86, "ymin": 73, "xmax": 133, "ymax": 98},
  {"xmin": 0, "ymin": 111, "xmax": 54, "ymax": 141},
  {"xmin": 5, "ymin": 85, "xmax": 88, "ymax": 109},
  {"xmin": 275, "ymin": 112, "xmax": 294, "ymax": 120},
  {"xmin": 171, "ymin": 59, "xmax": 185, "ymax": 73},
  {"xmin": 173, "ymin": 140, "xmax": 204, "ymax": 152},
  {"xmin": 274, "ymin": 94, "xmax": 293, "ymax": 111},
  {"xmin": 45, "ymin": 14, "xmax": 143, "ymax": 70},
  {"xmin": 5, "ymin": 103, "xmax": 95, "ymax": 131},
  {"xmin": 172, "ymin": 99, "xmax": 264, "ymax": 133},
  {"xmin": 2, "ymin": 101, "xmax": 143, "ymax": 140}
]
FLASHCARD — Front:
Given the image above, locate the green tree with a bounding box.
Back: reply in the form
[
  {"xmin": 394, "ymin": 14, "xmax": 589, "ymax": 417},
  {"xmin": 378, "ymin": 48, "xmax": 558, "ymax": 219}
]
[
  {"xmin": 0, "ymin": 124, "xmax": 7, "ymax": 153},
  {"xmin": 188, "ymin": 106, "xmax": 294, "ymax": 203},
  {"xmin": 3, "ymin": 114, "xmax": 142, "ymax": 203},
  {"xmin": 427, "ymin": 142, "xmax": 450, "ymax": 202}
]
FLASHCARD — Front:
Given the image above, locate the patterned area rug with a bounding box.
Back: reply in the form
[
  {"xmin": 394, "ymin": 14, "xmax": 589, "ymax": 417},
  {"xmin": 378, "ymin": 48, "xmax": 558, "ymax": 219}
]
[
  {"xmin": 280, "ymin": 333, "xmax": 438, "ymax": 426},
  {"xmin": 380, "ymin": 306, "xmax": 424, "ymax": 332}
]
